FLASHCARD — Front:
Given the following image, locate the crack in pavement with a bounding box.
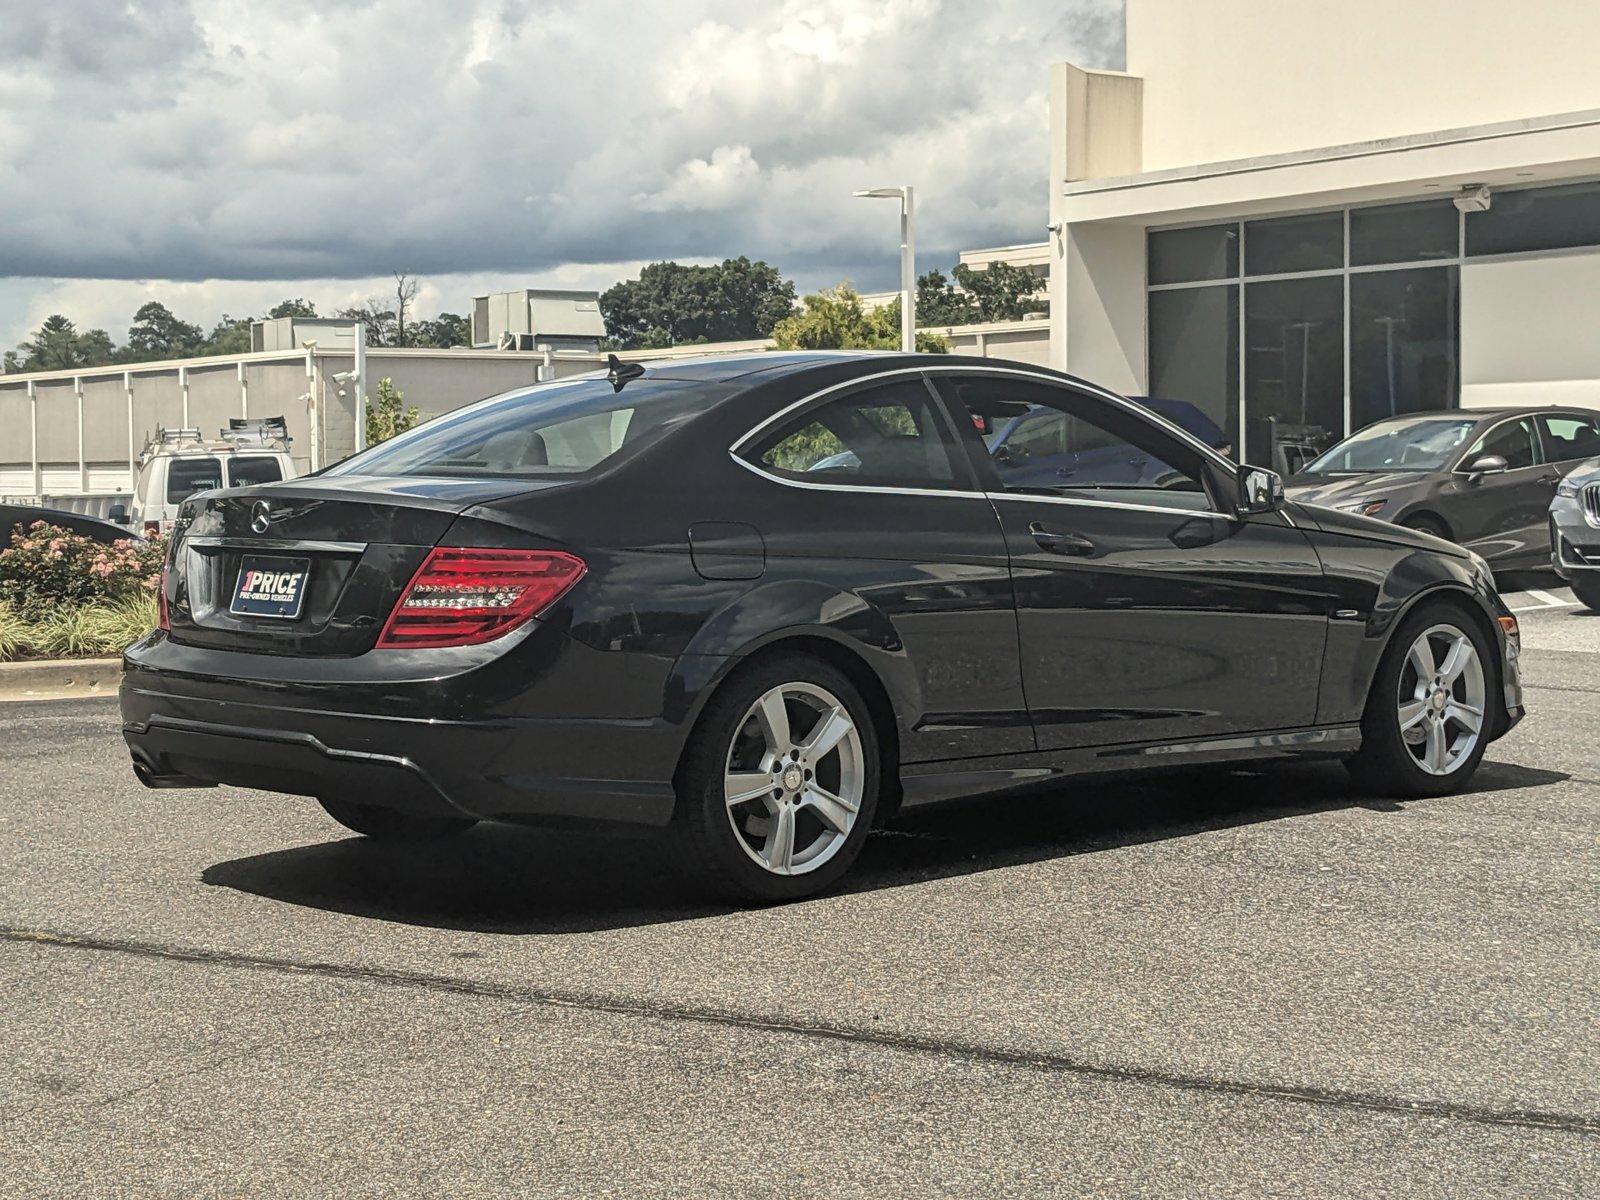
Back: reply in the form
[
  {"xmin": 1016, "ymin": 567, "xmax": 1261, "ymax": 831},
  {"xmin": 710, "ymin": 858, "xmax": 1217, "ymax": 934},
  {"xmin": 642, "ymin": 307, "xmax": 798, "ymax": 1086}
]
[{"xmin": 5, "ymin": 925, "xmax": 1597, "ymax": 1138}]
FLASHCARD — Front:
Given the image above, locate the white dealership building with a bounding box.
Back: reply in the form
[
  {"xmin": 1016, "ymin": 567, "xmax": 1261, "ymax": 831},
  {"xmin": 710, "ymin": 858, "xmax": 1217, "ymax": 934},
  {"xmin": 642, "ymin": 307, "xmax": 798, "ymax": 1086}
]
[{"xmin": 1041, "ymin": 0, "xmax": 1600, "ymax": 471}]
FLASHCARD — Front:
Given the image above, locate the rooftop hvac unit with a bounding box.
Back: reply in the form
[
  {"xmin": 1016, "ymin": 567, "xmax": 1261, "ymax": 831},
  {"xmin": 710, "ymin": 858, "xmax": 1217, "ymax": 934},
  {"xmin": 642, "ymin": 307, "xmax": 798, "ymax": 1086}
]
[{"xmin": 472, "ymin": 288, "xmax": 606, "ymax": 350}]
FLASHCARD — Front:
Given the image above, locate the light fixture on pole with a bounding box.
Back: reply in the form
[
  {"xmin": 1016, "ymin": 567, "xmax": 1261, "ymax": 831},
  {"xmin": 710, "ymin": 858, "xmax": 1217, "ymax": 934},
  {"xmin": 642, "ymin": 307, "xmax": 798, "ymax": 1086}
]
[{"xmin": 853, "ymin": 186, "xmax": 915, "ymax": 352}]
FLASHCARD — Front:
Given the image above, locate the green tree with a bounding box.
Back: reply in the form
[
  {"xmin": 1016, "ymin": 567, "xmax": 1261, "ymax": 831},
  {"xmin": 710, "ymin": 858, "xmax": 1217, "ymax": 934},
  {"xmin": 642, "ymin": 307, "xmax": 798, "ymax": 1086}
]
[
  {"xmin": 124, "ymin": 301, "xmax": 204, "ymax": 361},
  {"xmin": 951, "ymin": 261, "xmax": 1046, "ymax": 321},
  {"xmin": 268, "ymin": 298, "xmax": 318, "ymax": 319},
  {"xmin": 411, "ymin": 311, "xmax": 471, "ymax": 349},
  {"xmin": 365, "ymin": 377, "xmax": 420, "ymax": 446},
  {"xmin": 600, "ymin": 258, "xmax": 797, "ymax": 349},
  {"xmin": 915, "ymin": 269, "xmax": 978, "ymax": 326},
  {"xmin": 204, "ymin": 314, "xmax": 253, "ymax": 355},
  {"xmin": 13, "ymin": 315, "xmax": 118, "ymax": 371},
  {"xmin": 771, "ymin": 285, "xmax": 948, "ymax": 353}
]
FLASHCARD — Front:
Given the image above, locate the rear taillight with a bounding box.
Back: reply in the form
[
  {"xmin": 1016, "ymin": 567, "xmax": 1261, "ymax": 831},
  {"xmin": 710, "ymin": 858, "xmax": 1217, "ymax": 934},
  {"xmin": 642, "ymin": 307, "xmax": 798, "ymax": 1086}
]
[
  {"xmin": 157, "ymin": 563, "xmax": 171, "ymax": 631},
  {"xmin": 375, "ymin": 547, "xmax": 585, "ymax": 650}
]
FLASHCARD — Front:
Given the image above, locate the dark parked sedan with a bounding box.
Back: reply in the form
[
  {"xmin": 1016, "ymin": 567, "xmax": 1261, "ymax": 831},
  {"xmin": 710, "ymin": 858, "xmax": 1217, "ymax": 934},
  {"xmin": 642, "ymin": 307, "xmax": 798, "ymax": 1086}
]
[
  {"xmin": 122, "ymin": 353, "xmax": 1524, "ymax": 902},
  {"xmin": 1286, "ymin": 406, "xmax": 1600, "ymax": 567},
  {"xmin": 2, "ymin": 503, "xmax": 142, "ymax": 545}
]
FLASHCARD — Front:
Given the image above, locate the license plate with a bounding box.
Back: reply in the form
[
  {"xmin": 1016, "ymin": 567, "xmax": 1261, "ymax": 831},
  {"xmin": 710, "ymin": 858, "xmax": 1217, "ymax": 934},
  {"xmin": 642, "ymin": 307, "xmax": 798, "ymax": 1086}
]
[{"xmin": 230, "ymin": 555, "xmax": 310, "ymax": 620}]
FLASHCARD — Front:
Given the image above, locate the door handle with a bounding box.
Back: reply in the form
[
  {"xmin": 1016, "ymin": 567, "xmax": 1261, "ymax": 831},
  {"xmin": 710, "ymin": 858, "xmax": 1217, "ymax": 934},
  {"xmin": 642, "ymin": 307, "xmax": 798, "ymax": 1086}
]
[{"xmin": 1029, "ymin": 523, "xmax": 1095, "ymax": 556}]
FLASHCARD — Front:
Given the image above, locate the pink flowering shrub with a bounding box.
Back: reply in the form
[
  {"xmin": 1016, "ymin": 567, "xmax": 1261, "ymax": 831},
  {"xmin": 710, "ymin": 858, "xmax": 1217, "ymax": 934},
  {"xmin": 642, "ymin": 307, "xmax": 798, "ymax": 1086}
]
[{"xmin": 0, "ymin": 521, "xmax": 166, "ymax": 620}]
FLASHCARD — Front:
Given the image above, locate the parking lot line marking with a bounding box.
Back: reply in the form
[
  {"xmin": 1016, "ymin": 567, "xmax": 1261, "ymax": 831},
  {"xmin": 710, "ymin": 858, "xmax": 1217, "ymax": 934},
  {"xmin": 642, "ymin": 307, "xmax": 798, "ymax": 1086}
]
[
  {"xmin": 1509, "ymin": 590, "xmax": 1579, "ymax": 613},
  {"xmin": 5, "ymin": 924, "xmax": 1598, "ymax": 1137}
]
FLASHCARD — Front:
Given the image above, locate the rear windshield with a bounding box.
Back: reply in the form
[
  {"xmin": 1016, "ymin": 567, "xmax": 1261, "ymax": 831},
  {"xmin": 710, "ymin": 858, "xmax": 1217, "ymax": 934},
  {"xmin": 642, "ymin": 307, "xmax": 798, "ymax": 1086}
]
[
  {"xmin": 324, "ymin": 377, "xmax": 719, "ymax": 480},
  {"xmin": 167, "ymin": 456, "xmax": 223, "ymax": 504},
  {"xmin": 228, "ymin": 456, "xmax": 284, "ymax": 487}
]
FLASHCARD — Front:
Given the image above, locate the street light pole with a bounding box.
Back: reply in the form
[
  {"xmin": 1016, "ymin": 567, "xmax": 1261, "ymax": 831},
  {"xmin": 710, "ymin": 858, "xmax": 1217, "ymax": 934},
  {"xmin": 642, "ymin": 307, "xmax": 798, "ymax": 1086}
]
[{"xmin": 854, "ymin": 186, "xmax": 916, "ymax": 352}]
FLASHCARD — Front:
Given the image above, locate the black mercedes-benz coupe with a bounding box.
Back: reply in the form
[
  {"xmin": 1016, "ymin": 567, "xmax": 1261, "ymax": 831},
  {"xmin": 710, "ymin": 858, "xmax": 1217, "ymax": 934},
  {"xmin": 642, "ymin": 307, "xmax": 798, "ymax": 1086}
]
[{"xmin": 122, "ymin": 353, "xmax": 1525, "ymax": 902}]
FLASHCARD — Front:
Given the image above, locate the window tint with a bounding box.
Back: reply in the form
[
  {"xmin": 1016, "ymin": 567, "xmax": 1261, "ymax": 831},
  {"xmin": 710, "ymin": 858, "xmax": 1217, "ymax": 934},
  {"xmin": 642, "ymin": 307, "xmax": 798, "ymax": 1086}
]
[
  {"xmin": 1350, "ymin": 266, "xmax": 1458, "ymax": 430},
  {"xmin": 325, "ymin": 377, "xmax": 719, "ymax": 480},
  {"xmin": 227, "ymin": 456, "xmax": 284, "ymax": 487},
  {"xmin": 166, "ymin": 456, "xmax": 223, "ymax": 504},
  {"xmin": 752, "ymin": 379, "xmax": 963, "ymax": 490},
  {"xmin": 1350, "ymin": 200, "xmax": 1458, "ymax": 265},
  {"xmin": 1466, "ymin": 418, "xmax": 1538, "ymax": 470},
  {"xmin": 1466, "ymin": 181, "xmax": 1600, "ymax": 256},
  {"xmin": 1148, "ymin": 224, "xmax": 1239, "ymax": 285},
  {"xmin": 1148, "ymin": 284, "xmax": 1239, "ymax": 451},
  {"xmin": 1245, "ymin": 211, "xmax": 1342, "ymax": 275},
  {"xmin": 1538, "ymin": 415, "xmax": 1600, "ymax": 462},
  {"xmin": 949, "ymin": 379, "xmax": 1215, "ymax": 510}
]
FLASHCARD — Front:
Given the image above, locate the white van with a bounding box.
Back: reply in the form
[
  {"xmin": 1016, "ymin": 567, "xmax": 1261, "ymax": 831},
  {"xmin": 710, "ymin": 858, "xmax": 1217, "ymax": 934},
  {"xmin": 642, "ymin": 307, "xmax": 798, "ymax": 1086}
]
[{"xmin": 129, "ymin": 417, "xmax": 298, "ymax": 534}]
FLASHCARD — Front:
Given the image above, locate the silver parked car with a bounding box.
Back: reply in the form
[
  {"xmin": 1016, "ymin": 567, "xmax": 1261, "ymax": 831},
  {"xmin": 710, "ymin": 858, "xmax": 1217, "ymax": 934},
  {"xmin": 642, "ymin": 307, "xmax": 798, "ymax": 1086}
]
[{"xmin": 1550, "ymin": 458, "xmax": 1600, "ymax": 611}]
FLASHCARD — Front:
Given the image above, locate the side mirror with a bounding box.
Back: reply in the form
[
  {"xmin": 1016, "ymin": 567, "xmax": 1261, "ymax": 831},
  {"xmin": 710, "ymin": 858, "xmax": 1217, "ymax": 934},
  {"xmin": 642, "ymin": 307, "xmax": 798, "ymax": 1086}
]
[
  {"xmin": 1237, "ymin": 465, "xmax": 1284, "ymax": 515},
  {"xmin": 1463, "ymin": 454, "xmax": 1508, "ymax": 479},
  {"xmin": 107, "ymin": 503, "xmax": 129, "ymax": 524}
]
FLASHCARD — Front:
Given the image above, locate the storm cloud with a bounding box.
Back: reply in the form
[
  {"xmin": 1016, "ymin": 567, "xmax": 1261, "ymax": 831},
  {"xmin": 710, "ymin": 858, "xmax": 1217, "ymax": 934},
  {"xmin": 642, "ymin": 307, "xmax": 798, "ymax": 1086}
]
[{"xmin": 1, "ymin": 0, "xmax": 1121, "ymax": 334}]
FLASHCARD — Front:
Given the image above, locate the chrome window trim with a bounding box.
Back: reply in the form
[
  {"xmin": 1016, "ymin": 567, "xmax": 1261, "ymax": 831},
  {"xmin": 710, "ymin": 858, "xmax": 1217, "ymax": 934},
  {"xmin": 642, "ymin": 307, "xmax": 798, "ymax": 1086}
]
[
  {"xmin": 183, "ymin": 535, "xmax": 368, "ymax": 553},
  {"xmin": 728, "ymin": 364, "xmax": 1239, "ymax": 509},
  {"xmin": 986, "ymin": 491, "xmax": 1234, "ymax": 521}
]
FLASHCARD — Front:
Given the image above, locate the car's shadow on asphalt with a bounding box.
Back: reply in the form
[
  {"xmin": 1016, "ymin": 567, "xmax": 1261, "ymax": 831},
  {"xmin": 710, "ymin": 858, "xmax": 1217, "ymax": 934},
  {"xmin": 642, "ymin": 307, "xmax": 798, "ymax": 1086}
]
[{"xmin": 200, "ymin": 758, "xmax": 1569, "ymax": 936}]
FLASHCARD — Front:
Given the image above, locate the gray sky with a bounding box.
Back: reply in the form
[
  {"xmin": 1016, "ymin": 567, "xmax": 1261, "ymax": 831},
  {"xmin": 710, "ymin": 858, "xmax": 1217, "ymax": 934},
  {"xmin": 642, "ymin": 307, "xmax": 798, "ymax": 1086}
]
[{"xmin": 0, "ymin": 0, "xmax": 1123, "ymax": 348}]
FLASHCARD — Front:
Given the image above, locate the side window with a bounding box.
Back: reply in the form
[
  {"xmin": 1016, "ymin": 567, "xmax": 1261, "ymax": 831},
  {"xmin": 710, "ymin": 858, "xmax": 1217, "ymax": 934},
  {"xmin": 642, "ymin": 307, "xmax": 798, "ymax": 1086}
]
[
  {"xmin": 1466, "ymin": 418, "xmax": 1538, "ymax": 469},
  {"xmin": 166, "ymin": 456, "xmax": 223, "ymax": 504},
  {"xmin": 227, "ymin": 456, "xmax": 284, "ymax": 487},
  {"xmin": 948, "ymin": 378, "xmax": 1216, "ymax": 511},
  {"xmin": 750, "ymin": 379, "xmax": 966, "ymax": 491},
  {"xmin": 1537, "ymin": 414, "xmax": 1600, "ymax": 463}
]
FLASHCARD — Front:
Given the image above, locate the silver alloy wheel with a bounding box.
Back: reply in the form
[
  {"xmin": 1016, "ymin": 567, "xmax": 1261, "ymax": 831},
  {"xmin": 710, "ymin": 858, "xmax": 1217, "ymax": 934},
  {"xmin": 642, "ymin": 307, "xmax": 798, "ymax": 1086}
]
[
  {"xmin": 1398, "ymin": 623, "xmax": 1486, "ymax": 776},
  {"xmin": 723, "ymin": 681, "xmax": 865, "ymax": 876}
]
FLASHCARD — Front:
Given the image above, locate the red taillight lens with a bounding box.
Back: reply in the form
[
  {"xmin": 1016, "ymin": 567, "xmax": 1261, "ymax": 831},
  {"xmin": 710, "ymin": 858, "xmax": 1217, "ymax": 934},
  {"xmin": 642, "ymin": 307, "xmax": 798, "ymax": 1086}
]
[
  {"xmin": 157, "ymin": 563, "xmax": 171, "ymax": 631},
  {"xmin": 375, "ymin": 547, "xmax": 585, "ymax": 650}
]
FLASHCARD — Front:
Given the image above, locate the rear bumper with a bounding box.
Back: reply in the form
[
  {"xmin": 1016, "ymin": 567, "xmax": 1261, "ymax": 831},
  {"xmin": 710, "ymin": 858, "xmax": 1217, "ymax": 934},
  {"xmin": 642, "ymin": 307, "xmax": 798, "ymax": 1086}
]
[{"xmin": 120, "ymin": 638, "xmax": 688, "ymax": 829}]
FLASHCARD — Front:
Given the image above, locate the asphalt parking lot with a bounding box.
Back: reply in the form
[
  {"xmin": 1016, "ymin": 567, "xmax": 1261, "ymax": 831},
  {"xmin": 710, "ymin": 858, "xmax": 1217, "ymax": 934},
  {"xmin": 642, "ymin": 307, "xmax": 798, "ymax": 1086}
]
[{"xmin": 2, "ymin": 582, "xmax": 1596, "ymax": 1197}]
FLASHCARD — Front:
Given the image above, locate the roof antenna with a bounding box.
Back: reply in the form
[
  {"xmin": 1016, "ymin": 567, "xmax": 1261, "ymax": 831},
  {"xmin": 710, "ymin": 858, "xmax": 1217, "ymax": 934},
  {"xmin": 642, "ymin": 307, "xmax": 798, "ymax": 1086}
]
[{"xmin": 606, "ymin": 353, "xmax": 646, "ymax": 392}]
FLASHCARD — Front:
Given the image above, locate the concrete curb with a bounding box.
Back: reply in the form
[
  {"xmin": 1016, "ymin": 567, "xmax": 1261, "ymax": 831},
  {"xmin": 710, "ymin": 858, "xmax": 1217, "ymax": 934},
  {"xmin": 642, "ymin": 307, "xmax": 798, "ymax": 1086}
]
[{"xmin": 0, "ymin": 657, "xmax": 122, "ymax": 702}]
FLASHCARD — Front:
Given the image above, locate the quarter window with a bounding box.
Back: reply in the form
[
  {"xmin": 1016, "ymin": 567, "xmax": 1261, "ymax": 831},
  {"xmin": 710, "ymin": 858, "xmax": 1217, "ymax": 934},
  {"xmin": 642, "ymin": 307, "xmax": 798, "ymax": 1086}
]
[
  {"xmin": 1537, "ymin": 415, "xmax": 1600, "ymax": 463},
  {"xmin": 750, "ymin": 379, "xmax": 965, "ymax": 490},
  {"xmin": 1465, "ymin": 418, "xmax": 1538, "ymax": 470},
  {"xmin": 945, "ymin": 378, "xmax": 1217, "ymax": 512}
]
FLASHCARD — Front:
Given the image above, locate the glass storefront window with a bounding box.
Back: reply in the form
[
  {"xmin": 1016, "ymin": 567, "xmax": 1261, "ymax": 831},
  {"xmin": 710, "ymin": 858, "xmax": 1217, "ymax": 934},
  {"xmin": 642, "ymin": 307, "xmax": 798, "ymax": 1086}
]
[
  {"xmin": 1466, "ymin": 180, "xmax": 1600, "ymax": 256},
  {"xmin": 1350, "ymin": 200, "xmax": 1458, "ymax": 265},
  {"xmin": 1148, "ymin": 225, "xmax": 1239, "ymax": 285},
  {"xmin": 1350, "ymin": 267, "xmax": 1458, "ymax": 430},
  {"xmin": 1244, "ymin": 276, "xmax": 1343, "ymax": 471},
  {"xmin": 1244, "ymin": 212, "xmax": 1342, "ymax": 276},
  {"xmin": 1148, "ymin": 285, "xmax": 1239, "ymax": 452}
]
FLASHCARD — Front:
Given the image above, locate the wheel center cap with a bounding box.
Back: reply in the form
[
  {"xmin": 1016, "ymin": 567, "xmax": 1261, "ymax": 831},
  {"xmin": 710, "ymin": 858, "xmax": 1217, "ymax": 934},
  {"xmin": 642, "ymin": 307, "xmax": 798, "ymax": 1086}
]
[
  {"xmin": 781, "ymin": 766, "xmax": 804, "ymax": 792},
  {"xmin": 1430, "ymin": 689, "xmax": 1448, "ymax": 712}
]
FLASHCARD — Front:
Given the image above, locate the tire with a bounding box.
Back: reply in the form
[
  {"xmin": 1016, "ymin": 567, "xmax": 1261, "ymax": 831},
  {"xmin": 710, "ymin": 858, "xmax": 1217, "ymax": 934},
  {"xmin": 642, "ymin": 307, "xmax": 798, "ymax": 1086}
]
[
  {"xmin": 1572, "ymin": 574, "xmax": 1600, "ymax": 613},
  {"xmin": 317, "ymin": 796, "xmax": 477, "ymax": 841},
  {"xmin": 1345, "ymin": 601, "xmax": 1494, "ymax": 798},
  {"xmin": 672, "ymin": 653, "xmax": 881, "ymax": 904},
  {"xmin": 1401, "ymin": 514, "xmax": 1451, "ymax": 541}
]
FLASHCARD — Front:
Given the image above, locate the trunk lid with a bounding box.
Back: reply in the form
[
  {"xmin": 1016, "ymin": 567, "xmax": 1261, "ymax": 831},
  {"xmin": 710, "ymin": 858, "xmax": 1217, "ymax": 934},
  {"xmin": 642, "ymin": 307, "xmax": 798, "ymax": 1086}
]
[{"xmin": 166, "ymin": 476, "xmax": 555, "ymax": 656}]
